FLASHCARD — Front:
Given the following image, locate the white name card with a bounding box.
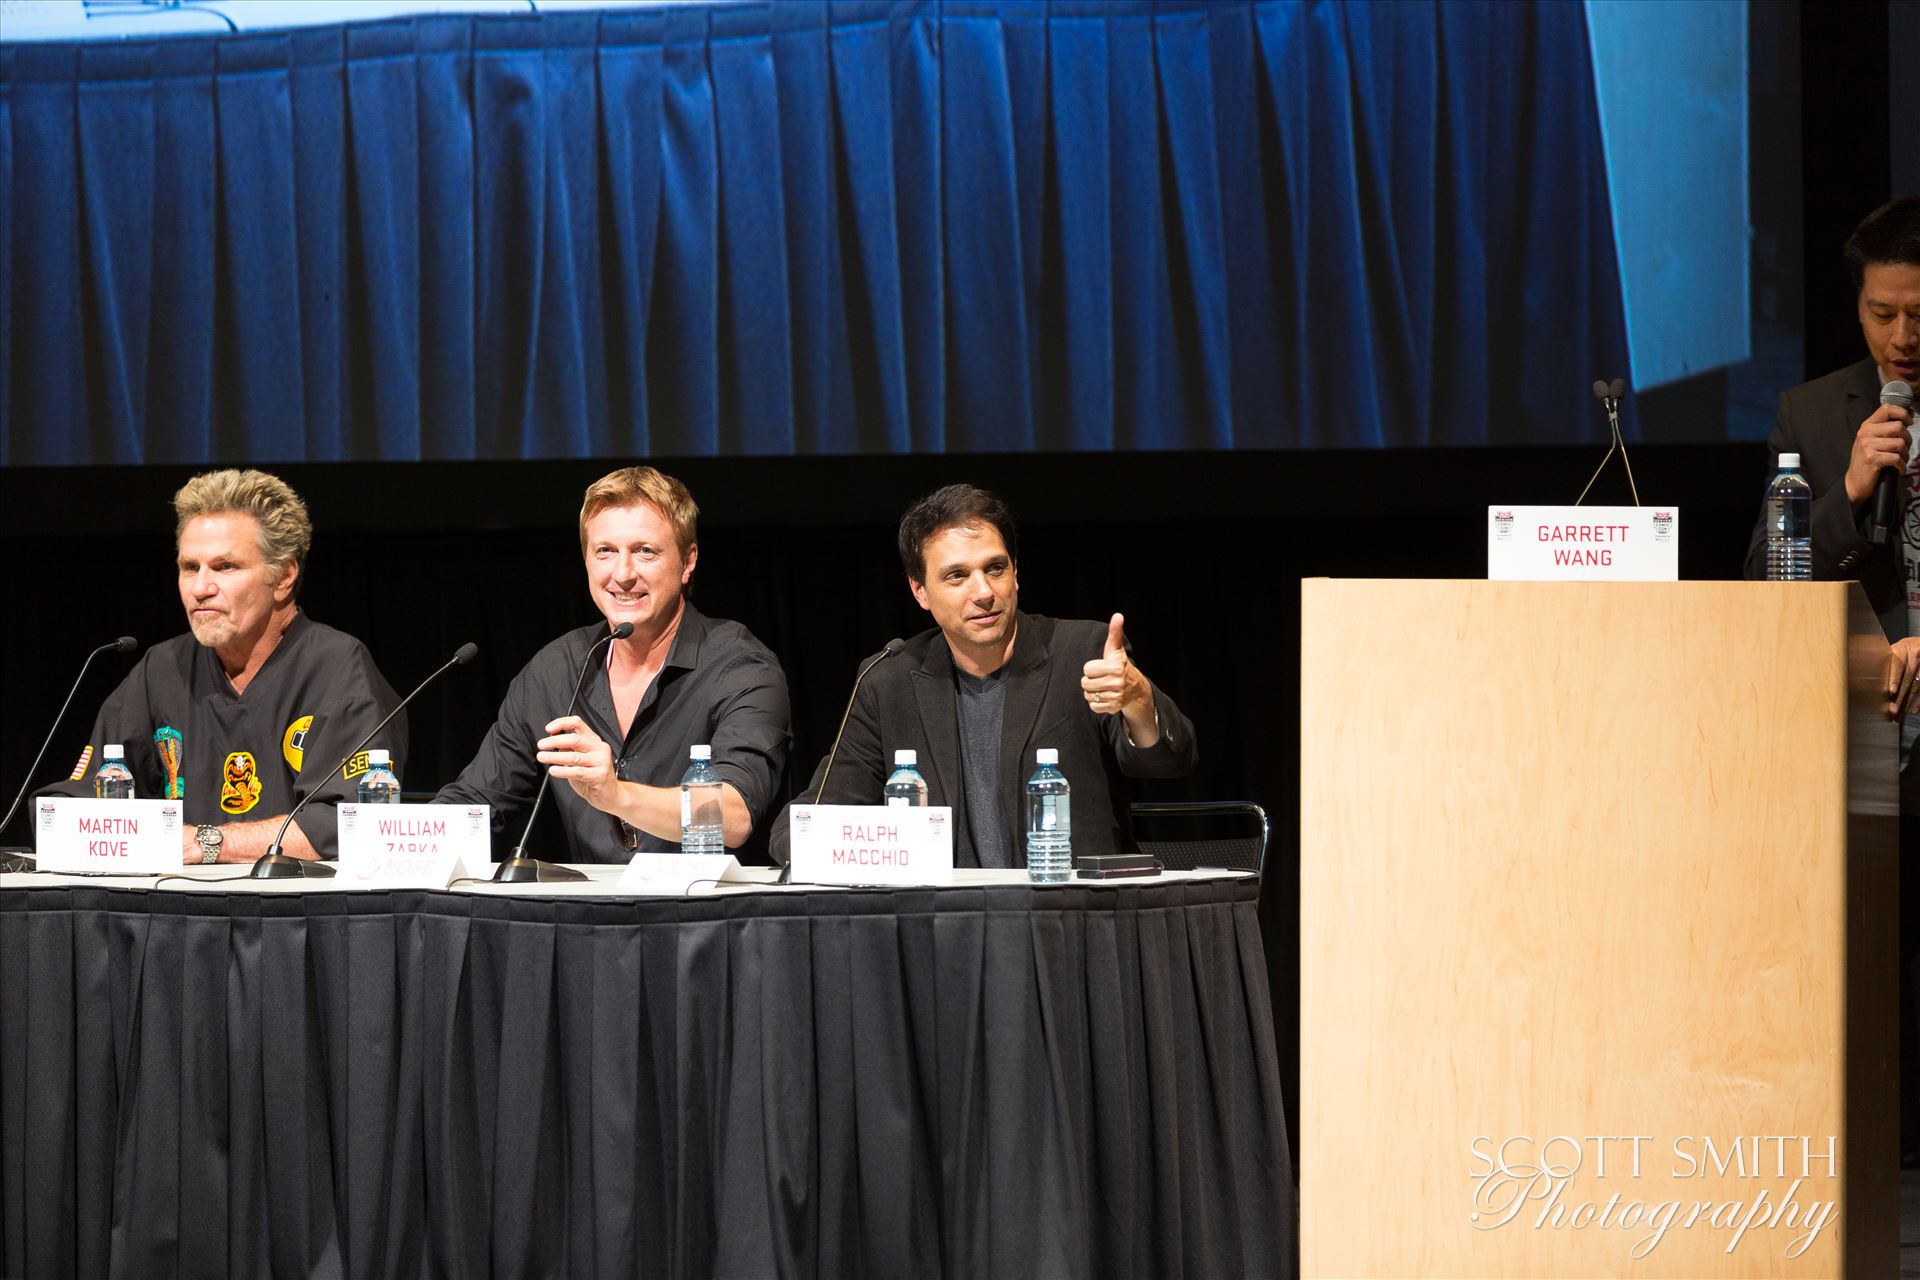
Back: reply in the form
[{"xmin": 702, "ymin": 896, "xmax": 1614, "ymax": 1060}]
[
  {"xmin": 616, "ymin": 852, "xmax": 746, "ymax": 895},
  {"xmin": 35, "ymin": 797, "xmax": 183, "ymax": 873},
  {"xmin": 787, "ymin": 804, "xmax": 954, "ymax": 886},
  {"xmin": 337, "ymin": 802, "xmax": 491, "ymax": 888},
  {"xmin": 1487, "ymin": 505, "xmax": 1678, "ymax": 581}
]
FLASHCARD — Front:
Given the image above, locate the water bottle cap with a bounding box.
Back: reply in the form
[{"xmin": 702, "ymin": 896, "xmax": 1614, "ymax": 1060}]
[
  {"xmin": 894, "ymin": 749, "xmax": 917, "ymax": 766},
  {"xmin": 690, "ymin": 744, "xmax": 712, "ymax": 760},
  {"xmin": 1036, "ymin": 748, "xmax": 1059, "ymax": 765},
  {"xmin": 367, "ymin": 749, "xmax": 390, "ymax": 766},
  {"xmin": 1779, "ymin": 453, "xmax": 1800, "ymax": 469},
  {"xmin": 104, "ymin": 744, "xmax": 125, "ymax": 757}
]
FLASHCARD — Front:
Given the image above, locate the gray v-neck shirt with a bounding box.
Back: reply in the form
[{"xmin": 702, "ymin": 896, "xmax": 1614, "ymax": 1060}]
[{"xmin": 954, "ymin": 664, "xmax": 1014, "ymax": 868}]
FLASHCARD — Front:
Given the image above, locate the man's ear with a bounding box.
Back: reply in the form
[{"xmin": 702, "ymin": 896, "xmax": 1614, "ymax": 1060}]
[
  {"xmin": 908, "ymin": 576, "xmax": 931, "ymax": 612},
  {"xmin": 274, "ymin": 558, "xmax": 301, "ymax": 605}
]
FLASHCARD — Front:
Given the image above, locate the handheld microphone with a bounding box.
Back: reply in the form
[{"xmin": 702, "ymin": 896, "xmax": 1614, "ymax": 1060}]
[
  {"xmin": 776, "ymin": 638, "xmax": 904, "ymax": 878},
  {"xmin": 0, "ymin": 635, "xmax": 137, "ymax": 874},
  {"xmin": 491, "ymin": 622, "xmax": 634, "ymax": 884},
  {"xmin": 249, "ymin": 641, "xmax": 478, "ymax": 879},
  {"xmin": 1873, "ymin": 381, "xmax": 1917, "ymax": 545}
]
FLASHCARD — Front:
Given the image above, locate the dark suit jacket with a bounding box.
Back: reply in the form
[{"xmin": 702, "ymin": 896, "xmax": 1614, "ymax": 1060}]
[
  {"xmin": 1742, "ymin": 358, "xmax": 1902, "ymax": 632},
  {"xmin": 768, "ymin": 613, "xmax": 1197, "ymax": 866},
  {"xmin": 1743, "ymin": 357, "xmax": 1916, "ymax": 808}
]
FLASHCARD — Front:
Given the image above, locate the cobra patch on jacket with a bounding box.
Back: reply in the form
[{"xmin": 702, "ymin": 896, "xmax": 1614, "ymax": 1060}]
[{"xmin": 221, "ymin": 751, "xmax": 262, "ymax": 814}]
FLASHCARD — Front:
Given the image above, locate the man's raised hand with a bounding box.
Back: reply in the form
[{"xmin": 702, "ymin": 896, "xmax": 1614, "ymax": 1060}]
[{"xmin": 1081, "ymin": 613, "xmax": 1145, "ymax": 717}]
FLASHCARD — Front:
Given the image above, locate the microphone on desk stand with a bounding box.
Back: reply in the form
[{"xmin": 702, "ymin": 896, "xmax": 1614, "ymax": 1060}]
[
  {"xmin": 1871, "ymin": 380, "xmax": 1917, "ymax": 545},
  {"xmin": 249, "ymin": 641, "xmax": 479, "ymax": 879},
  {"xmin": 491, "ymin": 622, "xmax": 635, "ymax": 884},
  {"xmin": 1574, "ymin": 377, "xmax": 1638, "ymax": 508},
  {"xmin": 0, "ymin": 635, "xmax": 138, "ymax": 875},
  {"xmin": 776, "ymin": 638, "xmax": 904, "ymax": 885}
]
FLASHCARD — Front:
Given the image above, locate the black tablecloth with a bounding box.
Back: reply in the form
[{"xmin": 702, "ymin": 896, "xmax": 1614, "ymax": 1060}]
[{"xmin": 1, "ymin": 878, "xmax": 1292, "ymax": 1278}]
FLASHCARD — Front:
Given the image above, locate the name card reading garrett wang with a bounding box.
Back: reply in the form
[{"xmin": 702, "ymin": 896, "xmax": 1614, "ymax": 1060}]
[
  {"xmin": 1487, "ymin": 505, "xmax": 1678, "ymax": 581},
  {"xmin": 35, "ymin": 797, "xmax": 184, "ymax": 873},
  {"xmin": 337, "ymin": 802, "xmax": 491, "ymax": 888},
  {"xmin": 787, "ymin": 805, "xmax": 954, "ymax": 886}
]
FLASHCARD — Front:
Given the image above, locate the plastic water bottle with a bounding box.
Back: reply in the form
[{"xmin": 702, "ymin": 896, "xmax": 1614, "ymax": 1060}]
[
  {"xmin": 93, "ymin": 744, "xmax": 135, "ymax": 799},
  {"xmin": 884, "ymin": 749, "xmax": 929, "ymax": 807},
  {"xmin": 1025, "ymin": 748, "xmax": 1071, "ymax": 884},
  {"xmin": 680, "ymin": 745, "xmax": 725, "ymax": 855},
  {"xmin": 356, "ymin": 749, "xmax": 401, "ymax": 804},
  {"xmin": 1764, "ymin": 453, "xmax": 1812, "ymax": 581}
]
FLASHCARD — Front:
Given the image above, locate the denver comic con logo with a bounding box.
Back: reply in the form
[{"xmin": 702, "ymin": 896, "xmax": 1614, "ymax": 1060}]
[{"xmin": 1468, "ymin": 1133, "xmax": 1838, "ymax": 1260}]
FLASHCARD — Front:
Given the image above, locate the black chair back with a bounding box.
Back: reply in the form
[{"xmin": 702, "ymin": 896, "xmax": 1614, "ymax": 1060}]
[{"xmin": 1128, "ymin": 801, "xmax": 1268, "ymax": 876}]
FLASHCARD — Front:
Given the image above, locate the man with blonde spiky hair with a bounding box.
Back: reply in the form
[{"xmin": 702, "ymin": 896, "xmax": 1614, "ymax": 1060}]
[
  {"xmin": 49, "ymin": 468, "xmax": 404, "ymax": 864},
  {"xmin": 436, "ymin": 465, "xmax": 790, "ymax": 860}
]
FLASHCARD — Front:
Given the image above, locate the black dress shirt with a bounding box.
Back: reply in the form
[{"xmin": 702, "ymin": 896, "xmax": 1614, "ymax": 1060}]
[{"xmin": 436, "ymin": 605, "xmax": 791, "ymax": 861}]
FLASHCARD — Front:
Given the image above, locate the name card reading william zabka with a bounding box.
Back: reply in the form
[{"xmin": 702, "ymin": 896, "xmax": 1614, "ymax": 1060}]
[
  {"xmin": 1487, "ymin": 505, "xmax": 1679, "ymax": 581},
  {"xmin": 337, "ymin": 802, "xmax": 491, "ymax": 888},
  {"xmin": 787, "ymin": 805, "xmax": 954, "ymax": 886},
  {"xmin": 35, "ymin": 797, "xmax": 183, "ymax": 873}
]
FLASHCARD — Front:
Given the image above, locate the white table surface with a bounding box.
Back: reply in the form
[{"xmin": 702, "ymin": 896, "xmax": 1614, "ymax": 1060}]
[{"xmin": 0, "ymin": 861, "xmax": 1252, "ymax": 896}]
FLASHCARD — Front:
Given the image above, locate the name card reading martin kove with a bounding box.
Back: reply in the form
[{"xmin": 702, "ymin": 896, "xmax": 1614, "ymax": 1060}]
[
  {"xmin": 788, "ymin": 805, "xmax": 954, "ymax": 886},
  {"xmin": 1487, "ymin": 505, "xmax": 1678, "ymax": 581},
  {"xmin": 35, "ymin": 797, "xmax": 183, "ymax": 873},
  {"xmin": 337, "ymin": 802, "xmax": 491, "ymax": 888}
]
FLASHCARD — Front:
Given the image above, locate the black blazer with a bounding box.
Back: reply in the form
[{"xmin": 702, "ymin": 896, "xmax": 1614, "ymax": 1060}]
[
  {"xmin": 1742, "ymin": 358, "xmax": 1902, "ymax": 634},
  {"xmin": 1743, "ymin": 357, "xmax": 1919, "ymax": 809},
  {"xmin": 768, "ymin": 613, "xmax": 1197, "ymax": 866}
]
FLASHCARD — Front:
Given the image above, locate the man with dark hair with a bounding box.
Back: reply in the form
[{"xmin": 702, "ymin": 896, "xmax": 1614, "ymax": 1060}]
[
  {"xmin": 1744, "ymin": 196, "xmax": 1920, "ymax": 1158},
  {"xmin": 769, "ymin": 483, "xmax": 1196, "ymax": 867},
  {"xmin": 1744, "ymin": 197, "xmax": 1920, "ymax": 631}
]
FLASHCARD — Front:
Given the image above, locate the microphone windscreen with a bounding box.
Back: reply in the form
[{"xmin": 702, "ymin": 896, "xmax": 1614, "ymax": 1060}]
[
  {"xmin": 1591, "ymin": 380, "xmax": 1609, "ymax": 401},
  {"xmin": 884, "ymin": 637, "xmax": 906, "ymax": 655},
  {"xmin": 610, "ymin": 622, "xmax": 635, "ymax": 639},
  {"xmin": 1608, "ymin": 378, "xmax": 1626, "ymax": 398},
  {"xmin": 453, "ymin": 642, "xmax": 480, "ymax": 665},
  {"xmin": 114, "ymin": 635, "xmax": 138, "ymax": 653},
  {"xmin": 1884, "ymin": 381, "xmax": 1915, "ymax": 410}
]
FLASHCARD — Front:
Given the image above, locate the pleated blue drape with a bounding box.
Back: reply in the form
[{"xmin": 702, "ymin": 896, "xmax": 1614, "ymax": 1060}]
[{"xmin": 0, "ymin": 0, "xmax": 1631, "ymax": 464}]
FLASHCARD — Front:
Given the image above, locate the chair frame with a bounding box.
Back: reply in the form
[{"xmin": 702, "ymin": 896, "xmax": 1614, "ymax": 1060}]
[{"xmin": 1128, "ymin": 799, "xmax": 1270, "ymax": 878}]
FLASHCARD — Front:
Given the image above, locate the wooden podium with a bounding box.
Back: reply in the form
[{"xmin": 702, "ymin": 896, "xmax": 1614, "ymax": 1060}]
[{"xmin": 1299, "ymin": 580, "xmax": 1897, "ymax": 1278}]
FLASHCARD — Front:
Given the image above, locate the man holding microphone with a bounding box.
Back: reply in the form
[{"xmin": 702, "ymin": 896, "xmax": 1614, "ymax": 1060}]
[{"xmin": 1743, "ymin": 196, "xmax": 1920, "ymax": 1160}]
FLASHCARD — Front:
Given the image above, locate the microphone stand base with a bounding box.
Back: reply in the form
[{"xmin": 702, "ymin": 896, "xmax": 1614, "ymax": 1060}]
[
  {"xmin": 492, "ymin": 857, "xmax": 589, "ymax": 884},
  {"xmin": 0, "ymin": 845, "xmax": 36, "ymax": 874},
  {"xmin": 248, "ymin": 853, "xmax": 338, "ymax": 879}
]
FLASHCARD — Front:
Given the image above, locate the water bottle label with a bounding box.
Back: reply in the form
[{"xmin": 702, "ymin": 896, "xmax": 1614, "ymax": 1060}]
[
  {"xmin": 887, "ymin": 796, "xmax": 909, "ymax": 808},
  {"xmin": 680, "ymin": 789, "xmax": 692, "ymax": 831}
]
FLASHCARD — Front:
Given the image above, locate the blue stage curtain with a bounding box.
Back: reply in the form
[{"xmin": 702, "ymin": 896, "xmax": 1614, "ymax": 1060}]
[{"xmin": 0, "ymin": 0, "xmax": 1631, "ymax": 464}]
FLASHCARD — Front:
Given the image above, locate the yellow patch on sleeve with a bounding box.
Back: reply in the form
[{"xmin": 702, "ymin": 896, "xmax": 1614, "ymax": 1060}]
[{"xmin": 282, "ymin": 715, "xmax": 313, "ymax": 772}]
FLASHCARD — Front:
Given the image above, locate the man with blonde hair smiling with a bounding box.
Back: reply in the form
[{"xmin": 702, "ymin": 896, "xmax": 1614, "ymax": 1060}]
[
  {"xmin": 51, "ymin": 468, "xmax": 405, "ymax": 864},
  {"xmin": 437, "ymin": 465, "xmax": 791, "ymax": 859}
]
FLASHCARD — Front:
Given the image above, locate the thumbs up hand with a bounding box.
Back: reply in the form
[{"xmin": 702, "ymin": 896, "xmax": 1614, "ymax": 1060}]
[{"xmin": 1081, "ymin": 612, "xmax": 1147, "ymax": 719}]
